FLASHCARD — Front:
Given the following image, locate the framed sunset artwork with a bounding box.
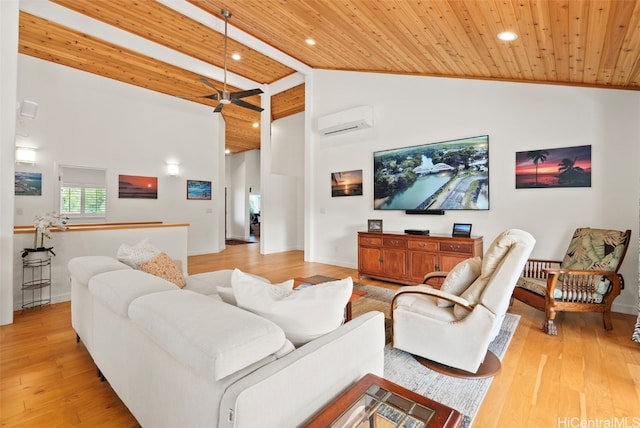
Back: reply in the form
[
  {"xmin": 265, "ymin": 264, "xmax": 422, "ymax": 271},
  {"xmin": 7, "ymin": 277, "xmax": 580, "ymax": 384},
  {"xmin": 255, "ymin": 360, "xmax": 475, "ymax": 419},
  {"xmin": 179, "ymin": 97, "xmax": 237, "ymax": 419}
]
[
  {"xmin": 515, "ymin": 145, "xmax": 591, "ymax": 189},
  {"xmin": 118, "ymin": 174, "xmax": 158, "ymax": 199}
]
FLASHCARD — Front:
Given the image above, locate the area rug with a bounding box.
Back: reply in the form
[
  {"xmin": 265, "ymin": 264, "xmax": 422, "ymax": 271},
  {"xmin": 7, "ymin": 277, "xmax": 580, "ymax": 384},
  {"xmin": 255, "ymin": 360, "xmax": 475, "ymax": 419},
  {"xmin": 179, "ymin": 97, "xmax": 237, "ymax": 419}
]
[{"xmin": 308, "ymin": 275, "xmax": 519, "ymax": 428}]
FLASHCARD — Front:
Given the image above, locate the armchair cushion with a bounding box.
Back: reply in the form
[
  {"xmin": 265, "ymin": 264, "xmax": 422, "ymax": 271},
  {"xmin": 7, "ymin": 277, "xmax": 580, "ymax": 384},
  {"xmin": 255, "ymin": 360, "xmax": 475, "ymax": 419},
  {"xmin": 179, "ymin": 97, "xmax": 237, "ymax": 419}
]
[
  {"xmin": 438, "ymin": 257, "xmax": 481, "ymax": 307},
  {"xmin": 393, "ymin": 286, "xmax": 459, "ymax": 323},
  {"xmin": 561, "ymin": 228, "xmax": 629, "ymax": 271}
]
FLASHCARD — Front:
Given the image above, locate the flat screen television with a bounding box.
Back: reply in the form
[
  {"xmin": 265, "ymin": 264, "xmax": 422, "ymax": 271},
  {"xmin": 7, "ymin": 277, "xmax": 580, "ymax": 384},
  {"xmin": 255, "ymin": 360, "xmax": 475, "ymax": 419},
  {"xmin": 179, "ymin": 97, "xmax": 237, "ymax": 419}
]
[{"xmin": 373, "ymin": 135, "xmax": 489, "ymax": 211}]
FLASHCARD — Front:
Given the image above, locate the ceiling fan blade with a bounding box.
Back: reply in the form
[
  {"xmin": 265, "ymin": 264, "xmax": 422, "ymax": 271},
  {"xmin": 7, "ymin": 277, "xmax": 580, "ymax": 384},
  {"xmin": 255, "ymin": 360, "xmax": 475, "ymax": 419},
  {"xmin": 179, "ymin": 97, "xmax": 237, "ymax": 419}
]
[
  {"xmin": 231, "ymin": 88, "xmax": 263, "ymax": 99},
  {"xmin": 198, "ymin": 77, "xmax": 219, "ymax": 91},
  {"xmin": 231, "ymin": 98, "xmax": 264, "ymax": 112},
  {"xmin": 213, "ymin": 103, "xmax": 224, "ymax": 113}
]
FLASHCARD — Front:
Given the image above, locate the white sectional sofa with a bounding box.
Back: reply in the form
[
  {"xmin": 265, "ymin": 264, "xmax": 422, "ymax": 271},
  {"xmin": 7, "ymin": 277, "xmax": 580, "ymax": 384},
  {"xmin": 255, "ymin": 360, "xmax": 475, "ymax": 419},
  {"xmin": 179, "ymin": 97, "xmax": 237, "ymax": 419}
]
[{"xmin": 68, "ymin": 256, "xmax": 385, "ymax": 428}]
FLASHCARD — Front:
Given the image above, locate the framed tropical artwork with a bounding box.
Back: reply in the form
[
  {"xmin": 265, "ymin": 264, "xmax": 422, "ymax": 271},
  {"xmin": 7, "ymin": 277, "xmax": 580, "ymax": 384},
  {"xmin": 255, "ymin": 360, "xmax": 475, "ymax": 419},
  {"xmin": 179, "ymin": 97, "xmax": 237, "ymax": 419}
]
[
  {"xmin": 515, "ymin": 145, "xmax": 591, "ymax": 189},
  {"xmin": 187, "ymin": 180, "xmax": 212, "ymax": 200}
]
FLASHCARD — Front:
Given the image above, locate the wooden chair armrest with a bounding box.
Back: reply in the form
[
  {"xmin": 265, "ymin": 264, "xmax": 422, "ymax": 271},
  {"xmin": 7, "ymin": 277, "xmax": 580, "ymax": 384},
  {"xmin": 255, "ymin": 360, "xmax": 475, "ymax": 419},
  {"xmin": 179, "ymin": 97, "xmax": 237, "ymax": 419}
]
[
  {"xmin": 392, "ymin": 285, "xmax": 473, "ymax": 312},
  {"xmin": 544, "ymin": 268, "xmax": 619, "ymax": 276},
  {"xmin": 521, "ymin": 259, "xmax": 561, "ymax": 279},
  {"xmin": 422, "ymin": 271, "xmax": 449, "ymax": 285}
]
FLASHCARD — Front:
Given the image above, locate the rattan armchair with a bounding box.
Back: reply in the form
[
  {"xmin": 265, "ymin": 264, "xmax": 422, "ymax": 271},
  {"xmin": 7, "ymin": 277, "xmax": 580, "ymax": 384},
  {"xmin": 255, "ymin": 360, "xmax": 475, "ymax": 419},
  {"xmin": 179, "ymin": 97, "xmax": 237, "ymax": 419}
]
[{"xmin": 512, "ymin": 228, "xmax": 631, "ymax": 335}]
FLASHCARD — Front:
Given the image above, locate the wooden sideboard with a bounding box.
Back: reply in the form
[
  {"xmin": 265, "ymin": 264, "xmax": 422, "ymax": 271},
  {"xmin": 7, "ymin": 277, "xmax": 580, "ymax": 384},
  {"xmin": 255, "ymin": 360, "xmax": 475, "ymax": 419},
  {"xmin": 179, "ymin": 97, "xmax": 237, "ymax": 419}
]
[{"xmin": 358, "ymin": 231, "xmax": 483, "ymax": 285}]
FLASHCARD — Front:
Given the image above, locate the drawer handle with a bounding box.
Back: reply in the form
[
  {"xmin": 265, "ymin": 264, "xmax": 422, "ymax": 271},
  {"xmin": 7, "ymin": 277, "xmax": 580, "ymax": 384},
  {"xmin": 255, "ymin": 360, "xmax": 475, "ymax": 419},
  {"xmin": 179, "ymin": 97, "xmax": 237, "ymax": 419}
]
[
  {"xmin": 390, "ymin": 240, "xmax": 400, "ymax": 245},
  {"xmin": 450, "ymin": 245, "xmax": 460, "ymax": 251}
]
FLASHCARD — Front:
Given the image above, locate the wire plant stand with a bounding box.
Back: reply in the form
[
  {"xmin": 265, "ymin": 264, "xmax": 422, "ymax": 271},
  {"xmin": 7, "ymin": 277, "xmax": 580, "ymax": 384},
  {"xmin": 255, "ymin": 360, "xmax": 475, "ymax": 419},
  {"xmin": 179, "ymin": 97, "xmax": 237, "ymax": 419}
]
[{"xmin": 22, "ymin": 254, "xmax": 52, "ymax": 309}]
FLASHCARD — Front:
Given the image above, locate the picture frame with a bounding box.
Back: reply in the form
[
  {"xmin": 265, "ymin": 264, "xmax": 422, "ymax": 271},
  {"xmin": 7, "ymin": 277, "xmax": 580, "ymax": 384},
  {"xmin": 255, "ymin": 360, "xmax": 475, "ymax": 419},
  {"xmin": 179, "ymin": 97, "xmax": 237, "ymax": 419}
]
[
  {"xmin": 187, "ymin": 180, "xmax": 212, "ymax": 200},
  {"xmin": 15, "ymin": 172, "xmax": 42, "ymax": 196},
  {"xmin": 452, "ymin": 223, "xmax": 472, "ymax": 238},
  {"xmin": 118, "ymin": 174, "xmax": 158, "ymax": 199},
  {"xmin": 368, "ymin": 219, "xmax": 383, "ymax": 233},
  {"xmin": 331, "ymin": 169, "xmax": 363, "ymax": 197},
  {"xmin": 515, "ymin": 145, "xmax": 591, "ymax": 188}
]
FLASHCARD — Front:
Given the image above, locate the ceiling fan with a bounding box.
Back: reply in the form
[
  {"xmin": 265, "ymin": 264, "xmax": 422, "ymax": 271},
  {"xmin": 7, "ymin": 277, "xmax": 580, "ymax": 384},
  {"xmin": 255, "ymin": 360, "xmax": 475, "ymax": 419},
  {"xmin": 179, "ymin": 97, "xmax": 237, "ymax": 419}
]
[{"xmin": 190, "ymin": 10, "xmax": 264, "ymax": 113}]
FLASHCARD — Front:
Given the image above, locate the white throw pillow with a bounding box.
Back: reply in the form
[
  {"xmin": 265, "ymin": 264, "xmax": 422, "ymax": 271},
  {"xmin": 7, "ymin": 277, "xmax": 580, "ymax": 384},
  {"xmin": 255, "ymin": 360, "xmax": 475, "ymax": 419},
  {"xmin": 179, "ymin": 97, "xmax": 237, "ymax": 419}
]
[
  {"xmin": 231, "ymin": 269, "xmax": 353, "ymax": 346},
  {"xmin": 216, "ymin": 286, "xmax": 238, "ymax": 305},
  {"xmin": 116, "ymin": 239, "xmax": 161, "ymax": 269},
  {"xmin": 438, "ymin": 257, "xmax": 481, "ymax": 307}
]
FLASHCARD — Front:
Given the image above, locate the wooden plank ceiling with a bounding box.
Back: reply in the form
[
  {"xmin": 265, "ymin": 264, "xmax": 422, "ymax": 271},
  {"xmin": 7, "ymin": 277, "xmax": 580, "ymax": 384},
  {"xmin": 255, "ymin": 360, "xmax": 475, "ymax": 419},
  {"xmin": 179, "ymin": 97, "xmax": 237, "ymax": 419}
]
[{"xmin": 18, "ymin": 0, "xmax": 640, "ymax": 154}]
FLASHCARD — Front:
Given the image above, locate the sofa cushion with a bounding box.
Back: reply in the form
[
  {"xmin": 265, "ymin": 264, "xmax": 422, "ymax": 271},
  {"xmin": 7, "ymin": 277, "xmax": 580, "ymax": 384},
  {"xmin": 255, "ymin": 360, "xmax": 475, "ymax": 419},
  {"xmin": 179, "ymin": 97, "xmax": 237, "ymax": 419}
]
[
  {"xmin": 116, "ymin": 239, "xmax": 161, "ymax": 268},
  {"xmin": 232, "ymin": 269, "xmax": 353, "ymax": 346},
  {"xmin": 89, "ymin": 269, "xmax": 178, "ymax": 317},
  {"xmin": 185, "ymin": 269, "xmax": 269, "ymax": 297},
  {"xmin": 128, "ymin": 289, "xmax": 286, "ymax": 381},
  {"xmin": 139, "ymin": 252, "xmax": 186, "ymax": 288},
  {"xmin": 68, "ymin": 256, "xmax": 132, "ymax": 285}
]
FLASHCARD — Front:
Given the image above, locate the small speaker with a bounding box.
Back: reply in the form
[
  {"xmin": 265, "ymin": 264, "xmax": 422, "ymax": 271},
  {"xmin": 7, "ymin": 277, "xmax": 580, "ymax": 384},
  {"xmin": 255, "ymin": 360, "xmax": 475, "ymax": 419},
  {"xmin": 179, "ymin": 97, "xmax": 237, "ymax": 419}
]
[
  {"xmin": 20, "ymin": 100, "xmax": 38, "ymax": 119},
  {"xmin": 405, "ymin": 209, "xmax": 445, "ymax": 215}
]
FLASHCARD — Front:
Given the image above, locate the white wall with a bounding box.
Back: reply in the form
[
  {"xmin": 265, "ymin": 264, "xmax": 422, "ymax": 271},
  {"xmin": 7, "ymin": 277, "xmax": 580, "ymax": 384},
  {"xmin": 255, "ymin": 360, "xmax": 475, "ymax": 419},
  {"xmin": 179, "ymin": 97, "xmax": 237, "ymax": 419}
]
[
  {"xmin": 14, "ymin": 56, "xmax": 224, "ymax": 256},
  {"xmin": 1, "ymin": 0, "xmax": 20, "ymax": 325},
  {"xmin": 309, "ymin": 70, "xmax": 640, "ymax": 314},
  {"xmin": 261, "ymin": 113, "xmax": 304, "ymax": 253}
]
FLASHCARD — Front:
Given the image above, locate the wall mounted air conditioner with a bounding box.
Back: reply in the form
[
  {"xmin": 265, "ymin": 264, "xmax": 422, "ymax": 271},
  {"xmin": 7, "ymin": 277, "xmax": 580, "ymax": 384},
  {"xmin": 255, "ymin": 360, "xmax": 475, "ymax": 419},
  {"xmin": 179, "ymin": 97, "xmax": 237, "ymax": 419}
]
[{"xmin": 317, "ymin": 106, "xmax": 373, "ymax": 136}]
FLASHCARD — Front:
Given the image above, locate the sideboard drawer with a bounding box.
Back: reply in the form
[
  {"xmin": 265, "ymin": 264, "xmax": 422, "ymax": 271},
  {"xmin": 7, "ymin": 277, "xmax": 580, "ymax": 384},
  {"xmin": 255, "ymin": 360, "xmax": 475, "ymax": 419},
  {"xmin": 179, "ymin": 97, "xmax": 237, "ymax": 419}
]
[
  {"xmin": 439, "ymin": 243, "xmax": 473, "ymax": 254},
  {"xmin": 383, "ymin": 238, "xmax": 407, "ymax": 248},
  {"xmin": 408, "ymin": 240, "xmax": 438, "ymax": 251},
  {"xmin": 359, "ymin": 236, "xmax": 382, "ymax": 246}
]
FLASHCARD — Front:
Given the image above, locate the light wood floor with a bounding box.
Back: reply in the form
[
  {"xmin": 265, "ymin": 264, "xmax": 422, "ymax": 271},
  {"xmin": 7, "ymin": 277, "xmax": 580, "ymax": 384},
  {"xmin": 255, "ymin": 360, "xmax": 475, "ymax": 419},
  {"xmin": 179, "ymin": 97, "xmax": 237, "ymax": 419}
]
[{"xmin": 2, "ymin": 244, "xmax": 639, "ymax": 427}]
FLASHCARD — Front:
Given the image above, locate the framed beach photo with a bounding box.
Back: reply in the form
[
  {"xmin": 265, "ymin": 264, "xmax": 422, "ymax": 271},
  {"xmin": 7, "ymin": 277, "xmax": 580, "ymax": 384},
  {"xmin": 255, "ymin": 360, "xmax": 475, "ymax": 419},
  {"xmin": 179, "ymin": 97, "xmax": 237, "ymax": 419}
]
[
  {"xmin": 331, "ymin": 169, "xmax": 363, "ymax": 197},
  {"xmin": 187, "ymin": 180, "xmax": 212, "ymax": 200},
  {"xmin": 15, "ymin": 172, "xmax": 42, "ymax": 196},
  {"xmin": 118, "ymin": 174, "xmax": 158, "ymax": 199}
]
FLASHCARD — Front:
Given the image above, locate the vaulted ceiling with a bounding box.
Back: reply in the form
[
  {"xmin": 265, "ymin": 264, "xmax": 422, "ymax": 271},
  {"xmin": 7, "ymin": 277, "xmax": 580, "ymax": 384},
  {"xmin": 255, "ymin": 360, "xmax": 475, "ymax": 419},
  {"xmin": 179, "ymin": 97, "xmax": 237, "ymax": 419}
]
[{"xmin": 18, "ymin": 0, "xmax": 640, "ymax": 154}]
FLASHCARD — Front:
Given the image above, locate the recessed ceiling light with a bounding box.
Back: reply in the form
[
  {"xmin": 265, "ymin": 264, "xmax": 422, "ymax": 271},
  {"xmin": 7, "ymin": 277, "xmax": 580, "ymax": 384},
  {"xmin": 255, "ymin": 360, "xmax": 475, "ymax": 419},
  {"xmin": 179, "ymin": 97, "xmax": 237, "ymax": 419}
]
[
  {"xmin": 231, "ymin": 53, "xmax": 241, "ymax": 60},
  {"xmin": 225, "ymin": 149, "xmax": 231, "ymax": 154},
  {"xmin": 252, "ymin": 122, "xmax": 259, "ymax": 128},
  {"xmin": 497, "ymin": 31, "xmax": 518, "ymax": 41},
  {"xmin": 305, "ymin": 38, "xmax": 316, "ymax": 46}
]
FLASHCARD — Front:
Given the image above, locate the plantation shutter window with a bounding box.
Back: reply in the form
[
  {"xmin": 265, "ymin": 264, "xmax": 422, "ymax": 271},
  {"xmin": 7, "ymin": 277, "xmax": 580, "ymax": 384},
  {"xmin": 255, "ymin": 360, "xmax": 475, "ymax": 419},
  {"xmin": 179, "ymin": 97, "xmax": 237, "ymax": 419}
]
[{"xmin": 59, "ymin": 166, "xmax": 107, "ymax": 220}]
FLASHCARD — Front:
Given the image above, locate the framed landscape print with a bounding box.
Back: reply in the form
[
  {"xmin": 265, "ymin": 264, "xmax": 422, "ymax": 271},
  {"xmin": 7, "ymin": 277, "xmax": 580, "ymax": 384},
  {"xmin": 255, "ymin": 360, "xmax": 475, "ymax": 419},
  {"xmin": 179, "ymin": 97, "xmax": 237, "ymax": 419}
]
[
  {"xmin": 515, "ymin": 145, "xmax": 591, "ymax": 189},
  {"xmin": 15, "ymin": 172, "xmax": 42, "ymax": 196},
  {"xmin": 187, "ymin": 180, "xmax": 212, "ymax": 200},
  {"xmin": 368, "ymin": 219, "xmax": 383, "ymax": 233},
  {"xmin": 118, "ymin": 174, "xmax": 158, "ymax": 199},
  {"xmin": 331, "ymin": 169, "xmax": 363, "ymax": 197}
]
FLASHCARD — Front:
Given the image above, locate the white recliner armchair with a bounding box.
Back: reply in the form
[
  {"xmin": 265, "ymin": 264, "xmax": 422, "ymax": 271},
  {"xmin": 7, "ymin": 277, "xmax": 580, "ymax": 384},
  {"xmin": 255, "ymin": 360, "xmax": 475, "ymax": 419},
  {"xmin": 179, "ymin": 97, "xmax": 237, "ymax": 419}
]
[{"xmin": 391, "ymin": 229, "xmax": 535, "ymax": 377}]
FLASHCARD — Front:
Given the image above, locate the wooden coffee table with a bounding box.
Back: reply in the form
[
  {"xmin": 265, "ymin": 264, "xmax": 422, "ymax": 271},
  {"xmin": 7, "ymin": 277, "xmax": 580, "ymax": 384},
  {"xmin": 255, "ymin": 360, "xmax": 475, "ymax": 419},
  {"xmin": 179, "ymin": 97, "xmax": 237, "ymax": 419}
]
[
  {"xmin": 303, "ymin": 373, "xmax": 462, "ymax": 427},
  {"xmin": 293, "ymin": 276, "xmax": 366, "ymax": 322}
]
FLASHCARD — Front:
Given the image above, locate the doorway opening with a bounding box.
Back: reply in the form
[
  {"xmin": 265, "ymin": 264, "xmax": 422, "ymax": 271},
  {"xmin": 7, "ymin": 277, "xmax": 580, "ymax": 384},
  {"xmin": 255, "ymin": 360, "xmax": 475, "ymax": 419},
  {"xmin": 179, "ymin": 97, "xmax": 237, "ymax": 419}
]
[{"xmin": 249, "ymin": 194, "xmax": 261, "ymax": 241}]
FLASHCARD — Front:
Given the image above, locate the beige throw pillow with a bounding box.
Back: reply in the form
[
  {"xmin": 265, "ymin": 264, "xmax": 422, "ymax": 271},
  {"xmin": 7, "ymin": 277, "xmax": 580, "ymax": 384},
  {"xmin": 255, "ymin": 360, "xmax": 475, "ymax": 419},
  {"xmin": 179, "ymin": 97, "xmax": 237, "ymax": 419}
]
[
  {"xmin": 438, "ymin": 257, "xmax": 481, "ymax": 307},
  {"xmin": 139, "ymin": 252, "xmax": 186, "ymax": 288}
]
